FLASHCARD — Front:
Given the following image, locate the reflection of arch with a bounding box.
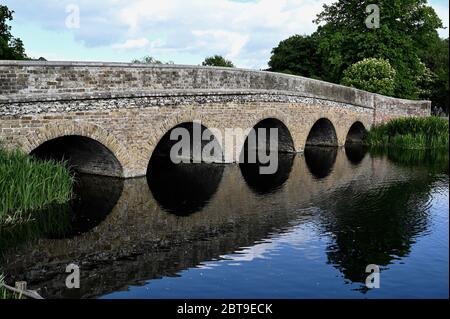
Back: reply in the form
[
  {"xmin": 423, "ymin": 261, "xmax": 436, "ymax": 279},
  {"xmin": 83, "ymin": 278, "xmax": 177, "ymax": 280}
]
[
  {"xmin": 345, "ymin": 144, "xmax": 368, "ymax": 165},
  {"xmin": 240, "ymin": 153, "xmax": 295, "ymax": 195},
  {"xmin": 48, "ymin": 174, "xmax": 124, "ymax": 239},
  {"xmin": 304, "ymin": 146, "xmax": 337, "ymax": 179},
  {"xmin": 305, "ymin": 118, "xmax": 338, "ymax": 147},
  {"xmin": 345, "ymin": 121, "xmax": 367, "ymax": 145},
  {"xmin": 147, "ymin": 158, "xmax": 224, "ymax": 216},
  {"xmin": 23, "ymin": 122, "xmax": 128, "ymax": 177}
]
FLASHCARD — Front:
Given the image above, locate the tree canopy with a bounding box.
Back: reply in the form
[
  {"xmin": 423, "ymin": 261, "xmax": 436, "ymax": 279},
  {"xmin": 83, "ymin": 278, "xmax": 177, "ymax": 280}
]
[
  {"xmin": 0, "ymin": 5, "xmax": 27, "ymax": 60},
  {"xmin": 131, "ymin": 56, "xmax": 174, "ymax": 64},
  {"xmin": 268, "ymin": 0, "xmax": 448, "ymax": 112},
  {"xmin": 341, "ymin": 58, "xmax": 397, "ymax": 96},
  {"xmin": 202, "ymin": 55, "xmax": 234, "ymax": 67}
]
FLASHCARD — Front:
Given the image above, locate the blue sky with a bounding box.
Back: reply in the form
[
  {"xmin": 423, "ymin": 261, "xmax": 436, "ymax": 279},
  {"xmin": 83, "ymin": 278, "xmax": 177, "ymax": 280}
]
[{"xmin": 4, "ymin": 0, "xmax": 449, "ymax": 69}]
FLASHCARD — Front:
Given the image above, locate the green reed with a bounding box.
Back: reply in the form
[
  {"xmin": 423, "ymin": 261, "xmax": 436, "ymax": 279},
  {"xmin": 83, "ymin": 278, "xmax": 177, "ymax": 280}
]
[
  {"xmin": 0, "ymin": 148, "xmax": 74, "ymax": 225},
  {"xmin": 366, "ymin": 117, "xmax": 449, "ymax": 149}
]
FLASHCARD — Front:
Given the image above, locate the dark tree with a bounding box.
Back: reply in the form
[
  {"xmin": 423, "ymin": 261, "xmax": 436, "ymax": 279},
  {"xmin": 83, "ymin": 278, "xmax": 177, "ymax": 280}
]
[
  {"xmin": 0, "ymin": 5, "xmax": 27, "ymax": 60},
  {"xmin": 268, "ymin": 34, "xmax": 323, "ymax": 79},
  {"xmin": 202, "ymin": 55, "xmax": 234, "ymax": 67}
]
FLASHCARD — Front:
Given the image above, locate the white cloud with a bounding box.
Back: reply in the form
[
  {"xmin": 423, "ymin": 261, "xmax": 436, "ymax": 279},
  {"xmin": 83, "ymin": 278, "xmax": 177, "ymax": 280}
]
[
  {"xmin": 4, "ymin": 0, "xmax": 448, "ymax": 68},
  {"xmin": 112, "ymin": 37, "xmax": 150, "ymax": 50}
]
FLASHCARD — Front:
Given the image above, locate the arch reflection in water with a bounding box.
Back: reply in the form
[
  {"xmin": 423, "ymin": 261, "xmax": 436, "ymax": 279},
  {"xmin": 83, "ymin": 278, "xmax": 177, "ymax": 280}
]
[
  {"xmin": 48, "ymin": 174, "xmax": 124, "ymax": 239},
  {"xmin": 304, "ymin": 146, "xmax": 338, "ymax": 179},
  {"xmin": 344, "ymin": 144, "xmax": 368, "ymax": 165},
  {"xmin": 147, "ymin": 157, "xmax": 224, "ymax": 216},
  {"xmin": 239, "ymin": 153, "xmax": 295, "ymax": 195}
]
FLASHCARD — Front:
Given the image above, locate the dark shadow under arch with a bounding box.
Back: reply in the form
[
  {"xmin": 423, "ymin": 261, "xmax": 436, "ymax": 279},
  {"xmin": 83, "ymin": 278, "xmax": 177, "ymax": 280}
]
[
  {"xmin": 346, "ymin": 121, "xmax": 368, "ymax": 145},
  {"xmin": 147, "ymin": 122, "xmax": 224, "ymax": 216},
  {"xmin": 306, "ymin": 118, "xmax": 338, "ymax": 147},
  {"xmin": 30, "ymin": 135, "xmax": 123, "ymax": 177},
  {"xmin": 240, "ymin": 118, "xmax": 295, "ymax": 162}
]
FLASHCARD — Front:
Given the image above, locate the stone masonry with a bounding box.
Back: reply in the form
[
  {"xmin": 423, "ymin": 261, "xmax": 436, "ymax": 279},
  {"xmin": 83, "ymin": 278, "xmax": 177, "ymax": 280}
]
[{"xmin": 0, "ymin": 61, "xmax": 431, "ymax": 177}]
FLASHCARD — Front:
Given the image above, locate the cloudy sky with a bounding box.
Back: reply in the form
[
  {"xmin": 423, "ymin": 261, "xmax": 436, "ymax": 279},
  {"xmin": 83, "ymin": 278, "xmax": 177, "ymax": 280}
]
[{"xmin": 4, "ymin": 0, "xmax": 449, "ymax": 69}]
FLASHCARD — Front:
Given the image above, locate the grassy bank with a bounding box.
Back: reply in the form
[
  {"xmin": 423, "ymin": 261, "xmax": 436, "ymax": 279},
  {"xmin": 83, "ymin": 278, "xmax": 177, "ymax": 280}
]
[
  {"xmin": 0, "ymin": 148, "xmax": 73, "ymax": 226},
  {"xmin": 366, "ymin": 117, "xmax": 449, "ymax": 149}
]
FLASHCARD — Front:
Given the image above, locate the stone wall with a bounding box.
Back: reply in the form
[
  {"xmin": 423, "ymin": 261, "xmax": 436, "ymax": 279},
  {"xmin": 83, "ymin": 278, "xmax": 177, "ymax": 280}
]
[{"xmin": 0, "ymin": 61, "xmax": 431, "ymax": 177}]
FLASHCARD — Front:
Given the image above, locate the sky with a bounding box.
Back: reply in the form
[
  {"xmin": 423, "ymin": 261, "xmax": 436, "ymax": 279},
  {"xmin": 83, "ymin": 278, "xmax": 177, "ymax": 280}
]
[{"xmin": 3, "ymin": 0, "xmax": 449, "ymax": 69}]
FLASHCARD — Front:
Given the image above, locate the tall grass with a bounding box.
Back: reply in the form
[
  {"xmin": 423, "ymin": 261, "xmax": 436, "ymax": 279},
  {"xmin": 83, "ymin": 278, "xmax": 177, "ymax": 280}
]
[
  {"xmin": 0, "ymin": 148, "xmax": 74, "ymax": 225},
  {"xmin": 0, "ymin": 273, "xmax": 19, "ymax": 299},
  {"xmin": 366, "ymin": 117, "xmax": 449, "ymax": 149}
]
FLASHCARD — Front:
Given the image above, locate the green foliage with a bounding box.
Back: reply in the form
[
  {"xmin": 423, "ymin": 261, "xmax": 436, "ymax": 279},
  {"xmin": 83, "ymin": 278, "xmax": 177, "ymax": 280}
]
[
  {"xmin": 341, "ymin": 58, "xmax": 396, "ymax": 96},
  {"xmin": 0, "ymin": 5, "xmax": 27, "ymax": 60},
  {"xmin": 418, "ymin": 36, "xmax": 449, "ymax": 114},
  {"xmin": 131, "ymin": 56, "xmax": 174, "ymax": 64},
  {"xmin": 268, "ymin": 34, "xmax": 323, "ymax": 78},
  {"xmin": 268, "ymin": 0, "xmax": 446, "ymax": 102},
  {"xmin": 366, "ymin": 117, "xmax": 449, "ymax": 149},
  {"xmin": 314, "ymin": 0, "xmax": 442, "ymax": 99},
  {"xmin": 0, "ymin": 148, "xmax": 73, "ymax": 225},
  {"xmin": 202, "ymin": 55, "xmax": 234, "ymax": 67}
]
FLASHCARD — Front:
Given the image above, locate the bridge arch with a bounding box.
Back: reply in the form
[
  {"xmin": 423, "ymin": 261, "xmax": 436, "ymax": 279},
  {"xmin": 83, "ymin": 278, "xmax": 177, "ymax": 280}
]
[
  {"xmin": 345, "ymin": 121, "xmax": 368, "ymax": 145},
  {"xmin": 23, "ymin": 122, "xmax": 129, "ymax": 177},
  {"xmin": 239, "ymin": 117, "xmax": 295, "ymax": 161},
  {"xmin": 143, "ymin": 110, "xmax": 224, "ymax": 167},
  {"xmin": 305, "ymin": 117, "xmax": 338, "ymax": 147}
]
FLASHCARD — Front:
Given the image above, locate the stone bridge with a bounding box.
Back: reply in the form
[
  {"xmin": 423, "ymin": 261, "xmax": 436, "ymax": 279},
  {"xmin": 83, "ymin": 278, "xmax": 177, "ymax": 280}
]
[{"xmin": 0, "ymin": 61, "xmax": 430, "ymax": 178}]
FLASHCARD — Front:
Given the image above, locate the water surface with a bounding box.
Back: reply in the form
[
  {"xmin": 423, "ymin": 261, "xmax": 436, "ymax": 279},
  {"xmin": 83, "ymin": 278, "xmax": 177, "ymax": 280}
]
[{"xmin": 1, "ymin": 147, "xmax": 448, "ymax": 299}]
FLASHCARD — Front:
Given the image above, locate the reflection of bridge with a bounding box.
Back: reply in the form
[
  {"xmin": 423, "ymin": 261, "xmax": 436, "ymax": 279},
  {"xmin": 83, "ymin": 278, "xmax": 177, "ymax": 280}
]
[
  {"xmin": 2, "ymin": 149, "xmax": 432, "ymax": 298},
  {"xmin": 0, "ymin": 61, "xmax": 430, "ymax": 177}
]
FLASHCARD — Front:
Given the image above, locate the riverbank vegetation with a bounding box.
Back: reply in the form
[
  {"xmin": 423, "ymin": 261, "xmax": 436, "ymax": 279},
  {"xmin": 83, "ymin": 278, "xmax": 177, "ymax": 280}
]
[
  {"xmin": 366, "ymin": 117, "xmax": 449, "ymax": 150},
  {"xmin": 0, "ymin": 148, "xmax": 73, "ymax": 226}
]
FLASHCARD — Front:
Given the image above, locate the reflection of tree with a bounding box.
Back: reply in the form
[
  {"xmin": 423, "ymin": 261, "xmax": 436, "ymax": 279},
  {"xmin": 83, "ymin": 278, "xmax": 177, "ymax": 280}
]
[
  {"xmin": 320, "ymin": 169, "xmax": 438, "ymax": 289},
  {"xmin": 370, "ymin": 147, "xmax": 449, "ymax": 174}
]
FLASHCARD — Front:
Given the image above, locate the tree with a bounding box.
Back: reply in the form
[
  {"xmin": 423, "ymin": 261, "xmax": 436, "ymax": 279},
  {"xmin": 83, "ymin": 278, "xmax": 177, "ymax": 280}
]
[
  {"xmin": 341, "ymin": 58, "xmax": 397, "ymax": 96},
  {"xmin": 268, "ymin": 34, "xmax": 323, "ymax": 79},
  {"xmin": 313, "ymin": 0, "xmax": 443, "ymax": 100},
  {"xmin": 0, "ymin": 5, "xmax": 27, "ymax": 60},
  {"xmin": 202, "ymin": 55, "xmax": 234, "ymax": 67},
  {"xmin": 417, "ymin": 36, "xmax": 449, "ymax": 114},
  {"xmin": 131, "ymin": 56, "xmax": 174, "ymax": 64}
]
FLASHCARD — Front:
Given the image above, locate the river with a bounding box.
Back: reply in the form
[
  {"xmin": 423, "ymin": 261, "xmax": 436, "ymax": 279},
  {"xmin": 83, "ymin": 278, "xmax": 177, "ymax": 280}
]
[{"xmin": 1, "ymin": 146, "xmax": 448, "ymax": 298}]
